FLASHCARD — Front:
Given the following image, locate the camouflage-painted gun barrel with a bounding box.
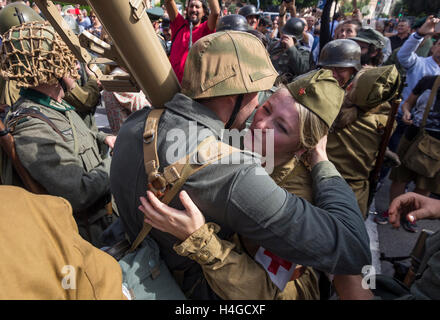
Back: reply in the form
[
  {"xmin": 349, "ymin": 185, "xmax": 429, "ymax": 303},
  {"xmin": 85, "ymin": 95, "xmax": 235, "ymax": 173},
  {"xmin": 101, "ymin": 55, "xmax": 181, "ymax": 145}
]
[{"xmin": 87, "ymin": 0, "xmax": 180, "ymax": 107}]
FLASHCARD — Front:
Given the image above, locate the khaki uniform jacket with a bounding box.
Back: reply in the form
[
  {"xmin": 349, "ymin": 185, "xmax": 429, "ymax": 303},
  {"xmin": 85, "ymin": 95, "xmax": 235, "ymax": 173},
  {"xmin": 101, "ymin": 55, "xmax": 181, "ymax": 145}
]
[
  {"xmin": 0, "ymin": 186, "xmax": 124, "ymax": 300},
  {"xmin": 1, "ymin": 88, "xmax": 110, "ymax": 213},
  {"xmin": 110, "ymin": 93, "xmax": 371, "ymax": 299},
  {"xmin": 327, "ymin": 102, "xmax": 390, "ymax": 217}
]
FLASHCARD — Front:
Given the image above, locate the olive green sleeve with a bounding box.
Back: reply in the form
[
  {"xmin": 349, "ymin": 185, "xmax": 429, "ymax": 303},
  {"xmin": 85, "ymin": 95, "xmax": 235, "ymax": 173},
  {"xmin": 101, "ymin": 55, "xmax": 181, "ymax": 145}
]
[
  {"xmin": 64, "ymin": 80, "xmax": 100, "ymax": 112},
  {"xmin": 174, "ymin": 223, "xmax": 279, "ymax": 300}
]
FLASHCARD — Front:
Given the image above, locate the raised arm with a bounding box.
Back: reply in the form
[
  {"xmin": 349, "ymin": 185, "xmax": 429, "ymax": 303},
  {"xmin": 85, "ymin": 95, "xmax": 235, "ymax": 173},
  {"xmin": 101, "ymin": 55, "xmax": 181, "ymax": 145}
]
[
  {"xmin": 164, "ymin": 0, "xmax": 179, "ymax": 22},
  {"xmin": 206, "ymin": 0, "xmax": 220, "ymax": 31}
]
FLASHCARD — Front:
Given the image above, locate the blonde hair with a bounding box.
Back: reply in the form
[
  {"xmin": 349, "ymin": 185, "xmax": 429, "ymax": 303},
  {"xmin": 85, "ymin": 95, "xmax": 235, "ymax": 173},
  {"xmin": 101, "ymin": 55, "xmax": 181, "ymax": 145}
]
[{"xmin": 296, "ymin": 101, "xmax": 329, "ymax": 150}]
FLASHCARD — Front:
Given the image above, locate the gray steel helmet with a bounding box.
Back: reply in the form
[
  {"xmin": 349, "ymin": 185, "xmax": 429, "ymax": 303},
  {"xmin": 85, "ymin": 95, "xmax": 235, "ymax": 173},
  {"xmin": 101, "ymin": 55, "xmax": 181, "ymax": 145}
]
[
  {"xmin": 318, "ymin": 39, "xmax": 362, "ymax": 71},
  {"xmin": 63, "ymin": 15, "xmax": 81, "ymax": 35},
  {"xmin": 0, "ymin": 2, "xmax": 44, "ymax": 35},
  {"xmin": 238, "ymin": 5, "xmax": 259, "ymax": 18},
  {"xmin": 282, "ymin": 18, "xmax": 305, "ymax": 41},
  {"xmin": 217, "ymin": 14, "xmax": 249, "ymax": 32}
]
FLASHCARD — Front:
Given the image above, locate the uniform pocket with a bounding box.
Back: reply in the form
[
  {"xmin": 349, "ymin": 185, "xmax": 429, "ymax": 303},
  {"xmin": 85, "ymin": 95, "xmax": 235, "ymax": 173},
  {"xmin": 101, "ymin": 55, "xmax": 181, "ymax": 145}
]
[
  {"xmin": 402, "ymin": 133, "xmax": 440, "ymax": 178},
  {"xmin": 78, "ymin": 144, "xmax": 102, "ymax": 172}
]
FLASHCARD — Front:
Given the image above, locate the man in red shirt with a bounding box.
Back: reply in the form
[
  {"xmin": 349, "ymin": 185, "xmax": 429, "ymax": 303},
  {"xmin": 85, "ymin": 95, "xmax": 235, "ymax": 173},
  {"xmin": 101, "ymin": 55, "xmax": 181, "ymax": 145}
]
[{"xmin": 166, "ymin": 0, "xmax": 220, "ymax": 83}]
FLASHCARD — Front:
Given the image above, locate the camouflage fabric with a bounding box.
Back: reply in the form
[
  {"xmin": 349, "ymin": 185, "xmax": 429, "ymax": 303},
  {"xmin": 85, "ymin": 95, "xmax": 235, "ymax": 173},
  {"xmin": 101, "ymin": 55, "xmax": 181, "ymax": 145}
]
[
  {"xmin": 181, "ymin": 31, "xmax": 278, "ymax": 99},
  {"xmin": 0, "ymin": 21, "xmax": 79, "ymax": 88},
  {"xmin": 287, "ymin": 69, "xmax": 345, "ymax": 128}
]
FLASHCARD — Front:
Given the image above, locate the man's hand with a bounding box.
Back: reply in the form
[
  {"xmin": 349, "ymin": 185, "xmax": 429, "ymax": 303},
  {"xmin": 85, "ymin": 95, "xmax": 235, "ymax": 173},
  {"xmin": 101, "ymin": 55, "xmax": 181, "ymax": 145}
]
[
  {"xmin": 388, "ymin": 192, "xmax": 440, "ymax": 228},
  {"xmin": 417, "ymin": 15, "xmax": 440, "ymax": 36},
  {"xmin": 352, "ymin": 8, "xmax": 362, "ymax": 22},
  {"xmin": 281, "ymin": 34, "xmax": 295, "ymax": 48}
]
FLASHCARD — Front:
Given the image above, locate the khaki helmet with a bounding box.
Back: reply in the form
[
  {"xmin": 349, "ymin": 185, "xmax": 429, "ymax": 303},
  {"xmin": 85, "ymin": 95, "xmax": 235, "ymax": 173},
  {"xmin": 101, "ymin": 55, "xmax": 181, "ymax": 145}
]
[
  {"xmin": 0, "ymin": 2, "xmax": 44, "ymax": 35},
  {"xmin": 0, "ymin": 21, "xmax": 79, "ymax": 88},
  {"xmin": 181, "ymin": 31, "xmax": 278, "ymax": 99},
  {"xmin": 318, "ymin": 39, "xmax": 362, "ymax": 71}
]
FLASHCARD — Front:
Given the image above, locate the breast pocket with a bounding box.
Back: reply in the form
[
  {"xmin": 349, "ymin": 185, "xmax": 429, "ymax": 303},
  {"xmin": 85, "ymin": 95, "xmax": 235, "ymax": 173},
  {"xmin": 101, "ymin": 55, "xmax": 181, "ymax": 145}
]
[{"xmin": 78, "ymin": 143, "xmax": 102, "ymax": 172}]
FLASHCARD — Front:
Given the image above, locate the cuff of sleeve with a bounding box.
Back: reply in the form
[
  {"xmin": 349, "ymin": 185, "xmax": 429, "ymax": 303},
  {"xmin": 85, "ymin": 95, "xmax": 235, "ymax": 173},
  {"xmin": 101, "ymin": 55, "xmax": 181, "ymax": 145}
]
[
  {"xmin": 97, "ymin": 131, "xmax": 109, "ymax": 144},
  {"xmin": 413, "ymin": 32, "xmax": 423, "ymax": 40},
  {"xmin": 311, "ymin": 160, "xmax": 342, "ymax": 183},
  {"xmin": 173, "ymin": 222, "xmax": 234, "ymax": 265}
]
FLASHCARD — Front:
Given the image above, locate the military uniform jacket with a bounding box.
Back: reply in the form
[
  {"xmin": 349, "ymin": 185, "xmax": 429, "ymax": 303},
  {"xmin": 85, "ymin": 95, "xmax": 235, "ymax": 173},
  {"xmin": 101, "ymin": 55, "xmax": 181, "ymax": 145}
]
[
  {"xmin": 110, "ymin": 93, "xmax": 371, "ymax": 296},
  {"xmin": 2, "ymin": 88, "xmax": 111, "ymax": 212}
]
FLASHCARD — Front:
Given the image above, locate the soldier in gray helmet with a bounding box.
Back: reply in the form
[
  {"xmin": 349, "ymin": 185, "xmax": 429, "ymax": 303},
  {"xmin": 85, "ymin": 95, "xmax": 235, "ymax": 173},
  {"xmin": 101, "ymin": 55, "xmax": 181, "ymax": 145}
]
[
  {"xmin": 318, "ymin": 39, "xmax": 401, "ymax": 218},
  {"xmin": 268, "ymin": 17, "xmax": 312, "ymax": 83},
  {"xmin": 317, "ymin": 39, "xmax": 362, "ymax": 89},
  {"xmin": 216, "ymin": 14, "xmax": 249, "ymax": 32},
  {"xmin": 238, "ymin": 4, "xmax": 260, "ymax": 29}
]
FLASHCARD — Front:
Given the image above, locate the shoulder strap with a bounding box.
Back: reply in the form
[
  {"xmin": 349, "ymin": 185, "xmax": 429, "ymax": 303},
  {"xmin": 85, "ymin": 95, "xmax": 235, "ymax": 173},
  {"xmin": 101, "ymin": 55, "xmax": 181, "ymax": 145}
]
[
  {"xmin": 129, "ymin": 116, "xmax": 241, "ymax": 252},
  {"xmin": 420, "ymin": 76, "xmax": 440, "ymax": 129},
  {"xmin": 7, "ymin": 108, "xmax": 67, "ymax": 141}
]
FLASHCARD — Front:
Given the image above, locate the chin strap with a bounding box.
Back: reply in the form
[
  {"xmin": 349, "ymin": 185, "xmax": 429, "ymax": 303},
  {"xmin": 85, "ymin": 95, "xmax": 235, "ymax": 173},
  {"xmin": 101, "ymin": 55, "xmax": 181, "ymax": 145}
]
[
  {"xmin": 225, "ymin": 94, "xmax": 244, "ymax": 129},
  {"xmin": 58, "ymin": 78, "xmax": 68, "ymax": 93}
]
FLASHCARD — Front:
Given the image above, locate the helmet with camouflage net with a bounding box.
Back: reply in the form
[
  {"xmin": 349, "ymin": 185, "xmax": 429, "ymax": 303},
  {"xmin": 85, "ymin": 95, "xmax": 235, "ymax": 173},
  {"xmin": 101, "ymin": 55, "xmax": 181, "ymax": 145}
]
[
  {"xmin": 0, "ymin": 21, "xmax": 80, "ymax": 88},
  {"xmin": 0, "ymin": 2, "xmax": 44, "ymax": 35},
  {"xmin": 216, "ymin": 14, "xmax": 249, "ymax": 32},
  {"xmin": 181, "ymin": 31, "xmax": 278, "ymax": 99},
  {"xmin": 238, "ymin": 4, "xmax": 259, "ymax": 18},
  {"xmin": 282, "ymin": 18, "xmax": 305, "ymax": 41},
  {"xmin": 318, "ymin": 39, "xmax": 362, "ymax": 71}
]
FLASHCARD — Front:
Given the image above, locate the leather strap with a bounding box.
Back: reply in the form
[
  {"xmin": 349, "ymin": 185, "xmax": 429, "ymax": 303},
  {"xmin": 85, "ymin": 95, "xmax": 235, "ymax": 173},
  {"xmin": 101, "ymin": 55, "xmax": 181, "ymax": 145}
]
[
  {"xmin": 129, "ymin": 134, "xmax": 241, "ymax": 253},
  {"xmin": 7, "ymin": 108, "xmax": 67, "ymax": 141},
  {"xmin": 420, "ymin": 76, "xmax": 440, "ymax": 129}
]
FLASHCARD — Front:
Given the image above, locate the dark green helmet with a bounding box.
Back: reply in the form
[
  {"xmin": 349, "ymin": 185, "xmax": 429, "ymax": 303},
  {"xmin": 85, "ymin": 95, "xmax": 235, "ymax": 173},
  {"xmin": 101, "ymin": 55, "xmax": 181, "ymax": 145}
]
[
  {"xmin": 282, "ymin": 18, "xmax": 305, "ymax": 41},
  {"xmin": 318, "ymin": 39, "xmax": 362, "ymax": 71},
  {"xmin": 0, "ymin": 2, "xmax": 44, "ymax": 35},
  {"xmin": 238, "ymin": 5, "xmax": 259, "ymax": 18},
  {"xmin": 216, "ymin": 14, "xmax": 249, "ymax": 32}
]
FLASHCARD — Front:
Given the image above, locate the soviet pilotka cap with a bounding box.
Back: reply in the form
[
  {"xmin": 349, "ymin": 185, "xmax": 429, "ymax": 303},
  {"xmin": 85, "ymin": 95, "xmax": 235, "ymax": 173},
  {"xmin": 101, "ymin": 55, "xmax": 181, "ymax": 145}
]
[
  {"xmin": 350, "ymin": 27, "xmax": 386, "ymax": 49},
  {"xmin": 181, "ymin": 31, "xmax": 278, "ymax": 99},
  {"xmin": 286, "ymin": 69, "xmax": 345, "ymax": 127}
]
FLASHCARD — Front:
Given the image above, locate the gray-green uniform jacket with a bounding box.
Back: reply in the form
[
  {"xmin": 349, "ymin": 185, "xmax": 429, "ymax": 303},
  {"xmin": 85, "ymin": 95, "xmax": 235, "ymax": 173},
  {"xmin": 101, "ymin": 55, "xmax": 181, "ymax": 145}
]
[
  {"xmin": 110, "ymin": 93, "xmax": 371, "ymax": 299},
  {"xmin": 2, "ymin": 88, "xmax": 111, "ymax": 212}
]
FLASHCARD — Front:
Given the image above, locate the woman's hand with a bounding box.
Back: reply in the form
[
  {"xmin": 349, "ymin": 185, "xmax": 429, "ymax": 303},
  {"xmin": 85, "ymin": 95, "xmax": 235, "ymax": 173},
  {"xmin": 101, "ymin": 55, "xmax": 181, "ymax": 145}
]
[
  {"xmin": 309, "ymin": 134, "xmax": 329, "ymax": 167},
  {"xmin": 139, "ymin": 190, "xmax": 206, "ymax": 241}
]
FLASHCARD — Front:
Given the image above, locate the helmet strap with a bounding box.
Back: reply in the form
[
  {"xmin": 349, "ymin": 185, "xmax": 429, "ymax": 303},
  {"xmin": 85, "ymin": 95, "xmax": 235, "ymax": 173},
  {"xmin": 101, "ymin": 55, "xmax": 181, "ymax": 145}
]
[
  {"xmin": 225, "ymin": 94, "xmax": 244, "ymax": 129},
  {"xmin": 58, "ymin": 78, "xmax": 68, "ymax": 93}
]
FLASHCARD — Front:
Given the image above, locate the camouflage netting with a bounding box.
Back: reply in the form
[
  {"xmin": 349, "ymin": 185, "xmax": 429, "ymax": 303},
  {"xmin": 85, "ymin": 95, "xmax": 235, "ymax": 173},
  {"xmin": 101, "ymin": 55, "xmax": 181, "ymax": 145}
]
[{"xmin": 0, "ymin": 21, "xmax": 79, "ymax": 88}]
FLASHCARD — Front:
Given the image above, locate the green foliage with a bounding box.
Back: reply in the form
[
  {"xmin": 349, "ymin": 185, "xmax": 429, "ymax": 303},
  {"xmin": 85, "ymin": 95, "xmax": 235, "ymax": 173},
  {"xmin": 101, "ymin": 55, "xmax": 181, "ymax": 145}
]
[{"xmin": 401, "ymin": 0, "xmax": 440, "ymax": 16}]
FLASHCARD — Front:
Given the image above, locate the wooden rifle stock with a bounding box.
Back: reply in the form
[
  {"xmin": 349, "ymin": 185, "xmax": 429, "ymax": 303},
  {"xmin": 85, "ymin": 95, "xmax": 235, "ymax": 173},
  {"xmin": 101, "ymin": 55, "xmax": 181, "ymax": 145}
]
[
  {"xmin": 0, "ymin": 117, "xmax": 46, "ymax": 194},
  {"xmin": 367, "ymin": 98, "xmax": 400, "ymax": 207}
]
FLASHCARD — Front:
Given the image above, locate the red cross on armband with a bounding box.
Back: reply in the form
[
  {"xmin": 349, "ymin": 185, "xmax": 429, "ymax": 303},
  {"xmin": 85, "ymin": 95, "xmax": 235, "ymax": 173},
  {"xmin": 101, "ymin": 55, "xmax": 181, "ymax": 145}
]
[{"xmin": 263, "ymin": 249, "xmax": 293, "ymax": 275}]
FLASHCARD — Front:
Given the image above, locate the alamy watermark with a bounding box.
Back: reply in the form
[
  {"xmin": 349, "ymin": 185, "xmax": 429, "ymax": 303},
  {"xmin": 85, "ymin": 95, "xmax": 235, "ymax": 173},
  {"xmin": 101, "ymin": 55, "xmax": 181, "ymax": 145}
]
[
  {"xmin": 361, "ymin": 265, "xmax": 376, "ymax": 290},
  {"xmin": 163, "ymin": 121, "xmax": 275, "ymax": 174}
]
